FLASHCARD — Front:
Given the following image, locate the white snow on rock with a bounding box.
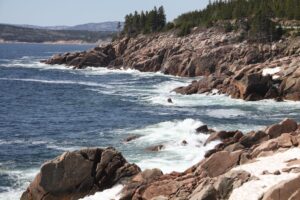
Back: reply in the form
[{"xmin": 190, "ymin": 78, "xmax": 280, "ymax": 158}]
[
  {"xmin": 262, "ymin": 67, "xmax": 281, "ymax": 79},
  {"xmin": 229, "ymin": 148, "xmax": 300, "ymax": 200}
]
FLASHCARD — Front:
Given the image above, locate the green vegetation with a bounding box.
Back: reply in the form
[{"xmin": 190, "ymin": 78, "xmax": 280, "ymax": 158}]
[
  {"xmin": 0, "ymin": 24, "xmax": 114, "ymax": 43},
  {"xmin": 123, "ymin": 6, "xmax": 166, "ymax": 36},
  {"xmin": 249, "ymin": 10, "xmax": 283, "ymax": 42},
  {"xmin": 122, "ymin": 0, "xmax": 300, "ymax": 42},
  {"xmin": 175, "ymin": 0, "xmax": 300, "ymax": 28},
  {"xmin": 174, "ymin": 0, "xmax": 300, "ymax": 38}
]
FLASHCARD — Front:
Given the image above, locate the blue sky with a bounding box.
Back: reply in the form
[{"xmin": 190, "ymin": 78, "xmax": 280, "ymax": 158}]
[{"xmin": 0, "ymin": 0, "xmax": 209, "ymax": 26}]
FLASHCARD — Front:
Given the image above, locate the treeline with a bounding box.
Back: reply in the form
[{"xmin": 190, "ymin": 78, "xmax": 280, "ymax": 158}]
[
  {"xmin": 175, "ymin": 0, "xmax": 300, "ymax": 28},
  {"xmin": 122, "ymin": 0, "xmax": 300, "ymax": 41},
  {"xmin": 123, "ymin": 6, "xmax": 167, "ymax": 35},
  {"xmin": 174, "ymin": 0, "xmax": 300, "ymax": 40}
]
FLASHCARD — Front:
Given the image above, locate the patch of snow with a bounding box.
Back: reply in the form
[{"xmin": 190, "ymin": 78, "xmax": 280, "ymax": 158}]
[
  {"xmin": 229, "ymin": 148, "xmax": 300, "ymax": 200},
  {"xmin": 272, "ymin": 75, "xmax": 280, "ymax": 80},
  {"xmin": 262, "ymin": 67, "xmax": 281, "ymax": 79}
]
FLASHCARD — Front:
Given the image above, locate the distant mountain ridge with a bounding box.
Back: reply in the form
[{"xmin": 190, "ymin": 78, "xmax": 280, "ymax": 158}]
[
  {"xmin": 0, "ymin": 24, "xmax": 116, "ymax": 44},
  {"xmin": 11, "ymin": 21, "xmax": 124, "ymax": 32}
]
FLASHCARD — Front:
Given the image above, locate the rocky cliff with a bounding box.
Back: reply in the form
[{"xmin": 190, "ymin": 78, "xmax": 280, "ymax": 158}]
[
  {"xmin": 23, "ymin": 119, "xmax": 300, "ymax": 200},
  {"xmin": 43, "ymin": 27, "xmax": 300, "ymax": 101}
]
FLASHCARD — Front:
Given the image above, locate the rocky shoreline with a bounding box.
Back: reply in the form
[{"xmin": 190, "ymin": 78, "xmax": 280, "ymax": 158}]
[
  {"xmin": 22, "ymin": 118, "xmax": 300, "ymax": 200},
  {"xmin": 43, "ymin": 27, "xmax": 300, "ymax": 101}
]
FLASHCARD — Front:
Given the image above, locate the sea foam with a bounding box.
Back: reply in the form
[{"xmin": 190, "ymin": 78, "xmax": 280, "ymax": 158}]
[
  {"xmin": 80, "ymin": 185, "xmax": 123, "ymax": 200},
  {"xmin": 128, "ymin": 118, "xmax": 219, "ymax": 173}
]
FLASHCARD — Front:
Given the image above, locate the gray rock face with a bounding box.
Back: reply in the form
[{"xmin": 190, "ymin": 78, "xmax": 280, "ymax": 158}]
[{"xmin": 21, "ymin": 147, "xmax": 140, "ymax": 200}]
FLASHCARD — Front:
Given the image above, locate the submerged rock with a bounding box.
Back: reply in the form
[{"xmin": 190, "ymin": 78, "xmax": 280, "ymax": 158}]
[
  {"xmin": 124, "ymin": 134, "xmax": 142, "ymax": 142},
  {"xmin": 145, "ymin": 144, "xmax": 165, "ymax": 152},
  {"xmin": 167, "ymin": 98, "xmax": 173, "ymax": 104}
]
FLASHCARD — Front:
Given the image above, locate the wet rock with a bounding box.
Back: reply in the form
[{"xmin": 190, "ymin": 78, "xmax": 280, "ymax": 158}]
[
  {"xmin": 124, "ymin": 135, "xmax": 141, "ymax": 142},
  {"xmin": 167, "ymin": 98, "xmax": 173, "ymax": 103},
  {"xmin": 262, "ymin": 170, "xmax": 272, "ymax": 175},
  {"xmin": 196, "ymin": 125, "xmax": 209, "ymax": 134},
  {"xmin": 273, "ymin": 170, "xmax": 281, "ymax": 175},
  {"xmin": 181, "ymin": 140, "xmax": 188, "ymax": 146},
  {"xmin": 204, "ymin": 149, "xmax": 218, "ymax": 158},
  {"xmin": 145, "ymin": 144, "xmax": 165, "ymax": 152},
  {"xmin": 205, "ymin": 130, "xmax": 242, "ymax": 145}
]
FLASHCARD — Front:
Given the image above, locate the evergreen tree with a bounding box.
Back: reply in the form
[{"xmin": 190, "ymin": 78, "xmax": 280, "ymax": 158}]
[
  {"xmin": 123, "ymin": 6, "xmax": 167, "ymax": 36},
  {"xmin": 250, "ymin": 9, "xmax": 280, "ymax": 42},
  {"xmin": 158, "ymin": 6, "xmax": 166, "ymax": 31}
]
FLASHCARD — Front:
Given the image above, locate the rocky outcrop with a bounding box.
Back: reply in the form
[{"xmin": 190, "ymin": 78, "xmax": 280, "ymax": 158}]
[
  {"xmin": 43, "ymin": 26, "xmax": 300, "ymax": 101},
  {"xmin": 117, "ymin": 118, "xmax": 300, "ymax": 200},
  {"xmin": 21, "ymin": 147, "xmax": 140, "ymax": 200},
  {"xmin": 22, "ymin": 119, "xmax": 300, "ymax": 200}
]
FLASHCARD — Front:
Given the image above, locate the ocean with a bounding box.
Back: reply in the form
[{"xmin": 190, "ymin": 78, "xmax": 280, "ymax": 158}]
[{"xmin": 1, "ymin": 43, "xmax": 300, "ymax": 199}]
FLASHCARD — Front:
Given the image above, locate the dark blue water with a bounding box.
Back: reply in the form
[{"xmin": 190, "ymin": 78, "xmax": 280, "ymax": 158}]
[{"xmin": 1, "ymin": 43, "xmax": 300, "ymax": 199}]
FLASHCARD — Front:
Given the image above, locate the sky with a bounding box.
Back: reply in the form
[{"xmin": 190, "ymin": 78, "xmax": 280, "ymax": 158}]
[{"xmin": 0, "ymin": 0, "xmax": 209, "ymax": 26}]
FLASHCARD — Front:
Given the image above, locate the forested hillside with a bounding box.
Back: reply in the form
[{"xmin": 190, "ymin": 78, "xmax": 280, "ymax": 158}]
[
  {"xmin": 123, "ymin": 0, "xmax": 300, "ymax": 40},
  {"xmin": 175, "ymin": 0, "xmax": 300, "ymax": 28}
]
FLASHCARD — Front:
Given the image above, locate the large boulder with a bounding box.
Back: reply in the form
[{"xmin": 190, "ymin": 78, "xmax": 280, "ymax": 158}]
[
  {"xmin": 189, "ymin": 180, "xmax": 218, "ymax": 200},
  {"xmin": 21, "ymin": 147, "xmax": 140, "ymax": 200},
  {"xmin": 205, "ymin": 130, "xmax": 243, "ymax": 145},
  {"xmin": 251, "ymin": 133, "xmax": 299, "ymax": 157},
  {"xmin": 231, "ymin": 72, "xmax": 274, "ymax": 101},
  {"xmin": 280, "ymin": 71, "xmax": 300, "ymax": 101},
  {"xmin": 239, "ymin": 130, "xmax": 268, "ymax": 148},
  {"xmin": 199, "ymin": 150, "xmax": 243, "ymax": 177},
  {"xmin": 265, "ymin": 118, "xmax": 298, "ymax": 139}
]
